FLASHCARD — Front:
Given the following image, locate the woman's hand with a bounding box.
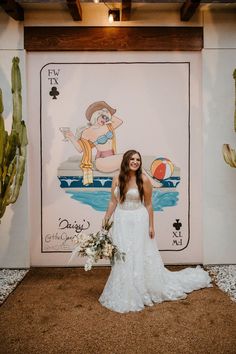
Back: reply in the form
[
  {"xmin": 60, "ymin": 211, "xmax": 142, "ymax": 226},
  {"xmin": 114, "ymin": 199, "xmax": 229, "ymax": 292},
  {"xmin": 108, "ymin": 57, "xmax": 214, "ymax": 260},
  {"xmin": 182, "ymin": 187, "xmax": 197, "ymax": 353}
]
[
  {"xmin": 102, "ymin": 217, "xmax": 109, "ymax": 228},
  {"xmin": 149, "ymin": 227, "xmax": 155, "ymax": 239},
  {"xmin": 64, "ymin": 130, "xmax": 74, "ymax": 139}
]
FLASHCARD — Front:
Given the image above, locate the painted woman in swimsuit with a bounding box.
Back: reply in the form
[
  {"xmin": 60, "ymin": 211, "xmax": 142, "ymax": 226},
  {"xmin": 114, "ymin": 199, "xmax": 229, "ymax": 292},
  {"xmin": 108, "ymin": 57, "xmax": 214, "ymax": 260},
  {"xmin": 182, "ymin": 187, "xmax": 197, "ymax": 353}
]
[
  {"xmin": 64, "ymin": 101, "xmax": 123, "ymax": 173},
  {"xmin": 64, "ymin": 101, "xmax": 162, "ymax": 187}
]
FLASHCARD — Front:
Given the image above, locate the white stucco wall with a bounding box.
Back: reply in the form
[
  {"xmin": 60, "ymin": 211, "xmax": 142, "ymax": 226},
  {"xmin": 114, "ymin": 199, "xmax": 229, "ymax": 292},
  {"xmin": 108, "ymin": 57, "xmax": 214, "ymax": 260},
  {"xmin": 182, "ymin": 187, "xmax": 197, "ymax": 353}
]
[
  {"xmin": 0, "ymin": 10, "xmax": 23, "ymax": 49},
  {"xmin": 0, "ymin": 10, "xmax": 29, "ymax": 268},
  {"xmin": 202, "ymin": 10, "xmax": 236, "ymax": 264}
]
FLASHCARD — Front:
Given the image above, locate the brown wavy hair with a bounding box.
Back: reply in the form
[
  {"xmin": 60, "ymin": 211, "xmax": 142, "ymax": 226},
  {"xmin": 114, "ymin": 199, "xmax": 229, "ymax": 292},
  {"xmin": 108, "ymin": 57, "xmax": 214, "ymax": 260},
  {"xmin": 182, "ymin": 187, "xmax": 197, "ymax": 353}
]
[{"xmin": 118, "ymin": 150, "xmax": 144, "ymax": 203}]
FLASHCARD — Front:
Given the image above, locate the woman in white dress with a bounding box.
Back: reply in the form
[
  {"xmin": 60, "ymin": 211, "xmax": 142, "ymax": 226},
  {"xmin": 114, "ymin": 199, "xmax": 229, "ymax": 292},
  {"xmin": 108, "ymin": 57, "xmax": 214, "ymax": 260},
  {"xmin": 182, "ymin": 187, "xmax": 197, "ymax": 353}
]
[{"xmin": 99, "ymin": 150, "xmax": 212, "ymax": 313}]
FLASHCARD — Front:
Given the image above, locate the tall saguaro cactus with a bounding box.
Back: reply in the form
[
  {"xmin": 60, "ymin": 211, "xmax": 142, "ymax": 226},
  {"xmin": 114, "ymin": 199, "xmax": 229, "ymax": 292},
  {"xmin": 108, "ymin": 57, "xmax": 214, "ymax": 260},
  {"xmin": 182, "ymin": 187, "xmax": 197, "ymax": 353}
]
[
  {"xmin": 0, "ymin": 57, "xmax": 28, "ymax": 222},
  {"xmin": 222, "ymin": 69, "xmax": 236, "ymax": 168}
]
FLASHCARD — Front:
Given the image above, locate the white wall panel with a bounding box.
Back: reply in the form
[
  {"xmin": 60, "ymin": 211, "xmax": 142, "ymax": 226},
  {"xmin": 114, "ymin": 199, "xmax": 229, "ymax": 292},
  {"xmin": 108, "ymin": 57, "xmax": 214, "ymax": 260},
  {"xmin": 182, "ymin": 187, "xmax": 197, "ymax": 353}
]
[
  {"xmin": 204, "ymin": 10, "xmax": 236, "ymax": 49},
  {"xmin": 0, "ymin": 10, "xmax": 23, "ymax": 50},
  {"xmin": 202, "ymin": 49, "xmax": 236, "ymax": 264}
]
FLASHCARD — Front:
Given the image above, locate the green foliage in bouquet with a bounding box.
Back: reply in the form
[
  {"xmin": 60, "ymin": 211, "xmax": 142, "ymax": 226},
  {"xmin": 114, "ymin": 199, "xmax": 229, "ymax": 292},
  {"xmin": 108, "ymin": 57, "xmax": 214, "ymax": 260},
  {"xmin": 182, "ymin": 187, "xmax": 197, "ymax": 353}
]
[
  {"xmin": 222, "ymin": 69, "xmax": 236, "ymax": 168},
  {"xmin": 0, "ymin": 57, "xmax": 28, "ymax": 222}
]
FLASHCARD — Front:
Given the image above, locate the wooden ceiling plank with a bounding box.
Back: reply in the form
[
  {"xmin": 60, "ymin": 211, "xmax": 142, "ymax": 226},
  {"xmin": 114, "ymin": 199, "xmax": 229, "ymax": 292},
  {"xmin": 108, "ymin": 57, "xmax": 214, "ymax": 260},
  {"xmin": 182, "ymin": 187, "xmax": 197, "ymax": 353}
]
[
  {"xmin": 24, "ymin": 26, "xmax": 203, "ymax": 52},
  {"xmin": 122, "ymin": 0, "xmax": 132, "ymax": 21},
  {"xmin": 181, "ymin": 0, "xmax": 201, "ymax": 22},
  {"xmin": 66, "ymin": 0, "xmax": 82, "ymax": 21},
  {"xmin": 0, "ymin": 0, "xmax": 24, "ymax": 21}
]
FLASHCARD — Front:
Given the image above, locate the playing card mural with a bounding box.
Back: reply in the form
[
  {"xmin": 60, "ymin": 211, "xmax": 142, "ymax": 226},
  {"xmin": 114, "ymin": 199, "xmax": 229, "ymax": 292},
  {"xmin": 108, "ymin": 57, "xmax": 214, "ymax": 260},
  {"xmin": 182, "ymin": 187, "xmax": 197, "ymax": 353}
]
[{"xmin": 28, "ymin": 53, "xmax": 202, "ymax": 264}]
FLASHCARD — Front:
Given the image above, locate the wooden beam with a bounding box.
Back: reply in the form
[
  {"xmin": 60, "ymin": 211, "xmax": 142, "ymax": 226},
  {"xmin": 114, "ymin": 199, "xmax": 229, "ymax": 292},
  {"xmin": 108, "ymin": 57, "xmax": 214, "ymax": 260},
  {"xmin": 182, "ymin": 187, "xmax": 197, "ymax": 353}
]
[
  {"xmin": 24, "ymin": 27, "xmax": 203, "ymax": 52},
  {"xmin": 122, "ymin": 0, "xmax": 132, "ymax": 21},
  {"xmin": 0, "ymin": 0, "xmax": 24, "ymax": 21},
  {"xmin": 66, "ymin": 0, "xmax": 82, "ymax": 21},
  {"xmin": 181, "ymin": 0, "xmax": 201, "ymax": 21}
]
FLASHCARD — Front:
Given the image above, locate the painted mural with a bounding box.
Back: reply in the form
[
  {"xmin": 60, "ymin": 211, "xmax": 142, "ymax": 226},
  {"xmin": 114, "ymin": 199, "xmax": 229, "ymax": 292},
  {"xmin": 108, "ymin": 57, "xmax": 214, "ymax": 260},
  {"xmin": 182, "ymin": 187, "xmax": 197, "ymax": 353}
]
[{"xmin": 38, "ymin": 60, "xmax": 191, "ymax": 257}]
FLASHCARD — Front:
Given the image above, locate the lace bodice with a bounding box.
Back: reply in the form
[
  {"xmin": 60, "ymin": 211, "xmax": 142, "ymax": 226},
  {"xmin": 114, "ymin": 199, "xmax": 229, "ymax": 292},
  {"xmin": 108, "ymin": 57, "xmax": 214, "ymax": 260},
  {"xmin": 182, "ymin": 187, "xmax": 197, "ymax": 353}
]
[{"xmin": 114, "ymin": 186, "xmax": 143, "ymax": 210}]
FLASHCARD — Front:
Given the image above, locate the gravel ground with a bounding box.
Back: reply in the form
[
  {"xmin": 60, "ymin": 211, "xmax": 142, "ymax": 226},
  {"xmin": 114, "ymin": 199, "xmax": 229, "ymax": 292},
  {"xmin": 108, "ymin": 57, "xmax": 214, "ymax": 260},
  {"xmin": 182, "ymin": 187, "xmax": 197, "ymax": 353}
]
[
  {"xmin": 0, "ymin": 265, "xmax": 235, "ymax": 305},
  {"xmin": 205, "ymin": 265, "xmax": 236, "ymax": 302},
  {"xmin": 0, "ymin": 269, "xmax": 29, "ymax": 305}
]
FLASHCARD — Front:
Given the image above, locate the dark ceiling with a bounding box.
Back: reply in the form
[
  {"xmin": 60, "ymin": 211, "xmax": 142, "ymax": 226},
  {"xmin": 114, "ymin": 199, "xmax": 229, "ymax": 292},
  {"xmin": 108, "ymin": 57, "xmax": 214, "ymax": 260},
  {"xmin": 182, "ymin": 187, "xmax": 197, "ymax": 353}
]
[{"xmin": 1, "ymin": 0, "xmax": 236, "ymax": 22}]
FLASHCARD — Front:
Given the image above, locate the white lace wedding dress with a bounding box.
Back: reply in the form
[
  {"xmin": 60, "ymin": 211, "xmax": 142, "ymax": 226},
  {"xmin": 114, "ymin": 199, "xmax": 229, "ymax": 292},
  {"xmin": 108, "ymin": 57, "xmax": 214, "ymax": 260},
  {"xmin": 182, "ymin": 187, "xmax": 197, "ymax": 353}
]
[{"xmin": 99, "ymin": 187, "xmax": 212, "ymax": 313}]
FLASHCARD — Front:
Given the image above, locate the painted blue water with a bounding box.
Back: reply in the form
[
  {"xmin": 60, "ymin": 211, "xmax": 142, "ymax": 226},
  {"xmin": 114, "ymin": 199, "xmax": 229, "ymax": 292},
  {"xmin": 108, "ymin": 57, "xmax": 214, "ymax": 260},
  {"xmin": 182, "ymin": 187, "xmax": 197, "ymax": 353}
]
[
  {"xmin": 152, "ymin": 190, "xmax": 179, "ymax": 211},
  {"xmin": 59, "ymin": 176, "xmax": 113, "ymax": 188},
  {"xmin": 59, "ymin": 176, "xmax": 180, "ymax": 189},
  {"xmin": 66, "ymin": 189, "xmax": 179, "ymax": 212}
]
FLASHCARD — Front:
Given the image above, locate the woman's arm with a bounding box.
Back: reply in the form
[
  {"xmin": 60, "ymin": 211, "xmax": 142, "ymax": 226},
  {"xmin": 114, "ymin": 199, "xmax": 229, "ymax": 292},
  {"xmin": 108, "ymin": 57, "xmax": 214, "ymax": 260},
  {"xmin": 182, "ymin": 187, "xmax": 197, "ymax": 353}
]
[
  {"xmin": 103, "ymin": 176, "xmax": 118, "ymax": 224},
  {"xmin": 143, "ymin": 174, "xmax": 155, "ymax": 239},
  {"xmin": 111, "ymin": 115, "xmax": 123, "ymax": 129},
  {"xmin": 65, "ymin": 131, "xmax": 83, "ymax": 153}
]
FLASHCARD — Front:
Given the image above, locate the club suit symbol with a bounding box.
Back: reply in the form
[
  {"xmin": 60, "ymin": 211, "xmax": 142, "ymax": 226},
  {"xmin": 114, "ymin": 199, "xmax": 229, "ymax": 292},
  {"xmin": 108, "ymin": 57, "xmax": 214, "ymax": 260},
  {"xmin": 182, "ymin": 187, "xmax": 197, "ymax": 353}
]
[
  {"xmin": 49, "ymin": 86, "xmax": 59, "ymax": 100},
  {"xmin": 173, "ymin": 219, "xmax": 182, "ymax": 231}
]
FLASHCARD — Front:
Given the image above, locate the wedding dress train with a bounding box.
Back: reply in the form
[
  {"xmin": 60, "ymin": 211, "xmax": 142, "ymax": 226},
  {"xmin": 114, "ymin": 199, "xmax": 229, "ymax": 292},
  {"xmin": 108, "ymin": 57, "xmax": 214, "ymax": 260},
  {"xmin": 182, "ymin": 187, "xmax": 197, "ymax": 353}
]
[{"xmin": 99, "ymin": 187, "xmax": 212, "ymax": 313}]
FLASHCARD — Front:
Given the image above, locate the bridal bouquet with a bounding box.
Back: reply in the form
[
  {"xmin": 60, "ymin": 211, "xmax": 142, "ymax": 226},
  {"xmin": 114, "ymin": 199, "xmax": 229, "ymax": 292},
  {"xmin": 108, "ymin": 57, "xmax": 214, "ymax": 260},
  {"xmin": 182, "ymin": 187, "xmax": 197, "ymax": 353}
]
[{"xmin": 69, "ymin": 220, "xmax": 125, "ymax": 271}]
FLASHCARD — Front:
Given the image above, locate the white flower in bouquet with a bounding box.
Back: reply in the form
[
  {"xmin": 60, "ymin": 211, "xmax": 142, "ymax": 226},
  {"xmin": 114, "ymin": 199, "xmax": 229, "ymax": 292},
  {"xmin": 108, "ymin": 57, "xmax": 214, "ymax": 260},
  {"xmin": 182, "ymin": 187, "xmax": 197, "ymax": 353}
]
[
  {"xmin": 85, "ymin": 247, "xmax": 96, "ymax": 257},
  {"xmin": 84, "ymin": 263, "xmax": 91, "ymax": 271},
  {"xmin": 84, "ymin": 257, "xmax": 93, "ymax": 271},
  {"xmin": 103, "ymin": 242, "xmax": 114, "ymax": 258},
  {"xmin": 79, "ymin": 233, "xmax": 90, "ymax": 247}
]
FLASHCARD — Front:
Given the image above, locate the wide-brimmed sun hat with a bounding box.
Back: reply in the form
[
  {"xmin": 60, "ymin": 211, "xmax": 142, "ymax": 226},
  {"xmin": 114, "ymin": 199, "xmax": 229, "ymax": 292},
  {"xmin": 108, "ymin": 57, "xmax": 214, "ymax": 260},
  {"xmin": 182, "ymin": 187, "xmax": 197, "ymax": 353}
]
[{"xmin": 85, "ymin": 101, "xmax": 116, "ymax": 121}]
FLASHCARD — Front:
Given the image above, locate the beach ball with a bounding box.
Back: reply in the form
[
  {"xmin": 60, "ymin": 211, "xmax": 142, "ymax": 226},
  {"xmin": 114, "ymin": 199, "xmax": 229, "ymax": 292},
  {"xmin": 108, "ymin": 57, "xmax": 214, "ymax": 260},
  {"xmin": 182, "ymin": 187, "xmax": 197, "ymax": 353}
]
[{"xmin": 151, "ymin": 158, "xmax": 174, "ymax": 180}]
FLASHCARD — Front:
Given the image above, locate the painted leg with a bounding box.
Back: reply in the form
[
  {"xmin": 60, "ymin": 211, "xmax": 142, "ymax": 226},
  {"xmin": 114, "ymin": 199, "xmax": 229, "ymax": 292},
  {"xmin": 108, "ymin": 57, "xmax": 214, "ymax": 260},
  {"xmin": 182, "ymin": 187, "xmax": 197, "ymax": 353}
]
[{"xmin": 95, "ymin": 155, "xmax": 123, "ymax": 173}]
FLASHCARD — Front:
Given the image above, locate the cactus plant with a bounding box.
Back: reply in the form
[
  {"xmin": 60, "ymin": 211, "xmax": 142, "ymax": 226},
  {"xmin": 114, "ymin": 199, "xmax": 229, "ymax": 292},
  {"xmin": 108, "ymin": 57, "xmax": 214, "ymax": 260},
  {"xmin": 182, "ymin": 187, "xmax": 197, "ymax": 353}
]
[
  {"xmin": 222, "ymin": 69, "xmax": 236, "ymax": 168},
  {"xmin": 0, "ymin": 57, "xmax": 28, "ymax": 222}
]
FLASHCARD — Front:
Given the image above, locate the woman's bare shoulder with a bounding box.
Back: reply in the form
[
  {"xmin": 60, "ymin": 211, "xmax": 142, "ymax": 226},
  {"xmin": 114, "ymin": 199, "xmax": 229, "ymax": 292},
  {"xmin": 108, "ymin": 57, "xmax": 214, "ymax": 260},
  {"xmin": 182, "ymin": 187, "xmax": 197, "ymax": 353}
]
[
  {"xmin": 142, "ymin": 173, "xmax": 149, "ymax": 182},
  {"xmin": 81, "ymin": 127, "xmax": 92, "ymax": 139},
  {"xmin": 142, "ymin": 173, "xmax": 152, "ymax": 187}
]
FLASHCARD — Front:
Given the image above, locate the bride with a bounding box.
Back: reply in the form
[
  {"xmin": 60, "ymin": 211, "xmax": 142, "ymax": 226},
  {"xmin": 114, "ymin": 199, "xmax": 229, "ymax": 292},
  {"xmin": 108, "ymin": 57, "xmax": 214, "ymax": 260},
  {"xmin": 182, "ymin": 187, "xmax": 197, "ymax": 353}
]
[{"xmin": 99, "ymin": 150, "xmax": 212, "ymax": 313}]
